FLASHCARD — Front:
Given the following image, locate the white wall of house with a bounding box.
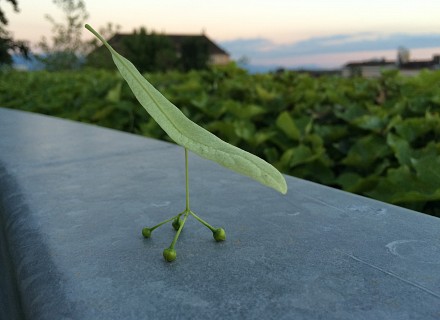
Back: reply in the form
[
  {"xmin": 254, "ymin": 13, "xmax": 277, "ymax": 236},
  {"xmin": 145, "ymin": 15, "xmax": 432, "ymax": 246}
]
[
  {"xmin": 362, "ymin": 65, "xmax": 396, "ymax": 78},
  {"xmin": 209, "ymin": 54, "xmax": 230, "ymax": 65},
  {"xmin": 342, "ymin": 65, "xmax": 396, "ymax": 78}
]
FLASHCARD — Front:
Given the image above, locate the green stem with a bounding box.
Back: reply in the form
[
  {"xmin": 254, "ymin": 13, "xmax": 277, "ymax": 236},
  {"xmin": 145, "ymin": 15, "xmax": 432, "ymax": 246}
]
[
  {"xmin": 169, "ymin": 210, "xmax": 190, "ymax": 249},
  {"xmin": 150, "ymin": 212, "xmax": 183, "ymax": 231},
  {"xmin": 185, "ymin": 148, "xmax": 190, "ymax": 211},
  {"xmin": 176, "ymin": 212, "xmax": 184, "ymax": 220},
  {"xmin": 190, "ymin": 210, "xmax": 216, "ymax": 232}
]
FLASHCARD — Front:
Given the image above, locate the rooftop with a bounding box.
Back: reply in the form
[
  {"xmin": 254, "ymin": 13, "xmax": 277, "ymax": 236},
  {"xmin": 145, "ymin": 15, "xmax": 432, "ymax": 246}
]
[{"xmin": 107, "ymin": 32, "xmax": 229, "ymax": 56}]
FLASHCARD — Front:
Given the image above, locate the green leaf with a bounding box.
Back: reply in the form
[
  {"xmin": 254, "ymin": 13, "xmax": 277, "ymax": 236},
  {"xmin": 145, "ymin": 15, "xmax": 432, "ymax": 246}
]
[
  {"xmin": 251, "ymin": 130, "xmax": 276, "ymax": 147},
  {"xmin": 336, "ymin": 172, "xmax": 363, "ymax": 191},
  {"xmin": 292, "ymin": 160, "xmax": 335, "ymax": 185},
  {"xmin": 277, "ymin": 148, "xmax": 295, "ymax": 171},
  {"xmin": 342, "ymin": 134, "xmax": 391, "ymax": 169},
  {"xmin": 263, "ymin": 147, "xmax": 280, "ymax": 164},
  {"xmin": 276, "ymin": 144, "xmax": 320, "ymax": 169},
  {"xmin": 352, "ymin": 114, "xmax": 387, "ymax": 132},
  {"xmin": 336, "ymin": 172, "xmax": 379, "ymax": 193},
  {"xmin": 367, "ymin": 153, "xmax": 440, "ymax": 204},
  {"xmin": 233, "ymin": 120, "xmax": 255, "ymax": 142},
  {"xmin": 224, "ymin": 100, "xmax": 267, "ymax": 119},
  {"xmin": 105, "ymin": 81, "xmax": 122, "ymax": 103},
  {"xmin": 206, "ymin": 121, "xmax": 239, "ymax": 145},
  {"xmin": 334, "ymin": 104, "xmax": 366, "ymax": 123},
  {"xmin": 86, "ymin": 24, "xmax": 287, "ymax": 194},
  {"xmin": 290, "ymin": 144, "xmax": 316, "ymax": 167},
  {"xmin": 386, "ymin": 133, "xmax": 413, "ymax": 167},
  {"xmin": 313, "ymin": 124, "xmax": 349, "ymax": 142},
  {"xmin": 367, "ymin": 165, "xmax": 440, "ymax": 204},
  {"xmin": 276, "ymin": 111, "xmax": 300, "ymax": 141},
  {"xmin": 255, "ymin": 85, "xmax": 277, "ymax": 102},
  {"xmin": 394, "ymin": 117, "xmax": 432, "ymax": 142},
  {"xmin": 412, "ymin": 154, "xmax": 440, "ymax": 189}
]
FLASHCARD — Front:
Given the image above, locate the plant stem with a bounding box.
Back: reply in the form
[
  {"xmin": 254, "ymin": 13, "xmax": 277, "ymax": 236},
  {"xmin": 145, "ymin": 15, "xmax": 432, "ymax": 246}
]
[
  {"xmin": 165, "ymin": 149, "xmax": 193, "ymax": 250},
  {"xmin": 150, "ymin": 213, "xmax": 182, "ymax": 231},
  {"xmin": 190, "ymin": 210, "xmax": 216, "ymax": 232},
  {"xmin": 185, "ymin": 148, "xmax": 190, "ymax": 211},
  {"xmin": 169, "ymin": 210, "xmax": 190, "ymax": 249}
]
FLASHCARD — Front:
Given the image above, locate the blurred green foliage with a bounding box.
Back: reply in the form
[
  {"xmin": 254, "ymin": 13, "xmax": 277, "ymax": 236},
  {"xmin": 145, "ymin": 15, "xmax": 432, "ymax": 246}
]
[{"xmin": 1, "ymin": 65, "xmax": 439, "ymax": 216}]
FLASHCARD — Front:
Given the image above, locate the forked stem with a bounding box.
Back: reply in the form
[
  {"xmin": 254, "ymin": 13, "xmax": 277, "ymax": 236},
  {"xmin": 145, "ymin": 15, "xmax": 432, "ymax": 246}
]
[
  {"xmin": 149, "ymin": 213, "xmax": 181, "ymax": 231},
  {"xmin": 169, "ymin": 210, "xmax": 190, "ymax": 249},
  {"xmin": 190, "ymin": 210, "xmax": 216, "ymax": 232},
  {"xmin": 144, "ymin": 148, "xmax": 225, "ymax": 261}
]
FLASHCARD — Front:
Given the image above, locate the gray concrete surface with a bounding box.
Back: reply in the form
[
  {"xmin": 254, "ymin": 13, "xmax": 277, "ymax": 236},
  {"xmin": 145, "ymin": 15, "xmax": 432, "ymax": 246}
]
[{"xmin": 1, "ymin": 107, "xmax": 440, "ymax": 320}]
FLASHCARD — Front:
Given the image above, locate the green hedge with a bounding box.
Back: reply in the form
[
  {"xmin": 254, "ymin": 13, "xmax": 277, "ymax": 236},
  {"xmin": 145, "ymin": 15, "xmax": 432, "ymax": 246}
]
[{"xmin": 1, "ymin": 66, "xmax": 440, "ymax": 216}]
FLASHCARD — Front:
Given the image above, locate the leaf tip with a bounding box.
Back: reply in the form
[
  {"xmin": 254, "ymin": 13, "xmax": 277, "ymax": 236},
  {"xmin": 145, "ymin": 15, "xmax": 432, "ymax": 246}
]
[
  {"xmin": 280, "ymin": 183, "xmax": 288, "ymax": 195},
  {"xmin": 273, "ymin": 174, "xmax": 288, "ymax": 194}
]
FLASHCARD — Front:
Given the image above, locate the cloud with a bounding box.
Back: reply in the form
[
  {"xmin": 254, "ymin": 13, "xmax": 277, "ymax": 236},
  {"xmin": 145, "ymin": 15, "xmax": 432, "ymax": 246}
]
[
  {"xmin": 220, "ymin": 38, "xmax": 275, "ymax": 56},
  {"xmin": 220, "ymin": 32, "xmax": 440, "ymax": 65}
]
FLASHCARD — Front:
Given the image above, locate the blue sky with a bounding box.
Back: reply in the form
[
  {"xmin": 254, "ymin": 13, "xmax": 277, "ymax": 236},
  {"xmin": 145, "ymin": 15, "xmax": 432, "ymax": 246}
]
[
  {"xmin": 5, "ymin": 0, "xmax": 440, "ymax": 68},
  {"xmin": 222, "ymin": 33, "xmax": 440, "ymax": 68}
]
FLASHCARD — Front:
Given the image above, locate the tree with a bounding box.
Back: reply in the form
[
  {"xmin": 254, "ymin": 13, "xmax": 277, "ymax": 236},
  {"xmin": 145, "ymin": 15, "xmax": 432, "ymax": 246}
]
[
  {"xmin": 0, "ymin": 0, "xmax": 18, "ymax": 26},
  {"xmin": 38, "ymin": 0, "xmax": 89, "ymax": 70},
  {"xmin": 0, "ymin": 0, "xmax": 29, "ymax": 66}
]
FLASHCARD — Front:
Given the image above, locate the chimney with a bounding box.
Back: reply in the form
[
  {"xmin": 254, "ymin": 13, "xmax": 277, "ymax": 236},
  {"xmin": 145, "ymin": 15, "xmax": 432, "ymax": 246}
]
[{"xmin": 397, "ymin": 47, "xmax": 410, "ymax": 66}]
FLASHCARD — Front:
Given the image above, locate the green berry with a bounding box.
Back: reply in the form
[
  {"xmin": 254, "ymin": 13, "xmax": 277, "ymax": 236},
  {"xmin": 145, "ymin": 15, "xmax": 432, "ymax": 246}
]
[
  {"xmin": 163, "ymin": 248, "xmax": 177, "ymax": 262},
  {"xmin": 172, "ymin": 218, "xmax": 181, "ymax": 231},
  {"xmin": 213, "ymin": 228, "xmax": 226, "ymax": 242},
  {"xmin": 142, "ymin": 228, "xmax": 152, "ymax": 238}
]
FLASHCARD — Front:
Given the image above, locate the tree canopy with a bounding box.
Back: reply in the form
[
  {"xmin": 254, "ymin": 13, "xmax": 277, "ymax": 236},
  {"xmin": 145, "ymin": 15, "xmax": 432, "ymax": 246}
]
[
  {"xmin": 0, "ymin": 0, "xmax": 29, "ymax": 66},
  {"xmin": 38, "ymin": 0, "xmax": 90, "ymax": 70}
]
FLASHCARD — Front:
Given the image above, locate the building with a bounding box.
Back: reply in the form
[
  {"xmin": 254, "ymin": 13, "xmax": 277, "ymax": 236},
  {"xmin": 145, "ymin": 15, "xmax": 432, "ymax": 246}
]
[
  {"xmin": 342, "ymin": 59, "xmax": 396, "ymax": 77},
  {"xmin": 164, "ymin": 34, "xmax": 230, "ymax": 65},
  {"xmin": 398, "ymin": 55, "xmax": 440, "ymax": 76},
  {"xmin": 87, "ymin": 31, "xmax": 230, "ymax": 69},
  {"xmin": 342, "ymin": 49, "xmax": 440, "ymax": 77}
]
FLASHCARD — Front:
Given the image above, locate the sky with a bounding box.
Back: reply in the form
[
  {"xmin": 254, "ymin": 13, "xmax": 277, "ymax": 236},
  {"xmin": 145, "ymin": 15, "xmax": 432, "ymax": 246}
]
[{"xmin": 4, "ymin": 0, "xmax": 440, "ymax": 69}]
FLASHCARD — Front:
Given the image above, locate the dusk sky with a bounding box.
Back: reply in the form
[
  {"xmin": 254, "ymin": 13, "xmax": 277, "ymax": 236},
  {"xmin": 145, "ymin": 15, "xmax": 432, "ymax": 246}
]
[{"xmin": 5, "ymin": 0, "xmax": 440, "ymax": 68}]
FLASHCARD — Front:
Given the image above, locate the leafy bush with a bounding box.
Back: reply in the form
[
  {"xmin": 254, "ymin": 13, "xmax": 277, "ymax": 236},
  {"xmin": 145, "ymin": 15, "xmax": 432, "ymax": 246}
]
[{"xmin": 1, "ymin": 66, "xmax": 439, "ymax": 216}]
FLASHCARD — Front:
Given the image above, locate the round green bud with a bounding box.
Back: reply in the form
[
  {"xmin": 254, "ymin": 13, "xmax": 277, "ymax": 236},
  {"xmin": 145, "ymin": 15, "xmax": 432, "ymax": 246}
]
[
  {"xmin": 142, "ymin": 228, "xmax": 152, "ymax": 238},
  {"xmin": 213, "ymin": 228, "xmax": 226, "ymax": 242},
  {"xmin": 172, "ymin": 218, "xmax": 181, "ymax": 231},
  {"xmin": 163, "ymin": 248, "xmax": 177, "ymax": 262}
]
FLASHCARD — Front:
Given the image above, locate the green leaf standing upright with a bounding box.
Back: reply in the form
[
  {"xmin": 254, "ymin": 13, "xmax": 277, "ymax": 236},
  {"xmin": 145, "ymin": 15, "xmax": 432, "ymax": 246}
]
[{"xmin": 85, "ymin": 24, "xmax": 287, "ymax": 261}]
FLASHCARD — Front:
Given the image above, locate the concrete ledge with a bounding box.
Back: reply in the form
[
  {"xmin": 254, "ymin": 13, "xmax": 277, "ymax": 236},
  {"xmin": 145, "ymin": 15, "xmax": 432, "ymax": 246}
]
[{"xmin": 1, "ymin": 107, "xmax": 440, "ymax": 319}]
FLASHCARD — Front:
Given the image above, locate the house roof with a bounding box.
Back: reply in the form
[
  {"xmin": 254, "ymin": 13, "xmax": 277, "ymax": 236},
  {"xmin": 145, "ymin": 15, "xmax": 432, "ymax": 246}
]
[
  {"xmin": 344, "ymin": 59, "xmax": 395, "ymax": 68},
  {"xmin": 167, "ymin": 34, "xmax": 229, "ymax": 56},
  {"xmin": 345, "ymin": 55, "xmax": 440, "ymax": 69},
  {"xmin": 399, "ymin": 60, "xmax": 436, "ymax": 70},
  {"xmin": 106, "ymin": 33, "xmax": 229, "ymax": 56}
]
